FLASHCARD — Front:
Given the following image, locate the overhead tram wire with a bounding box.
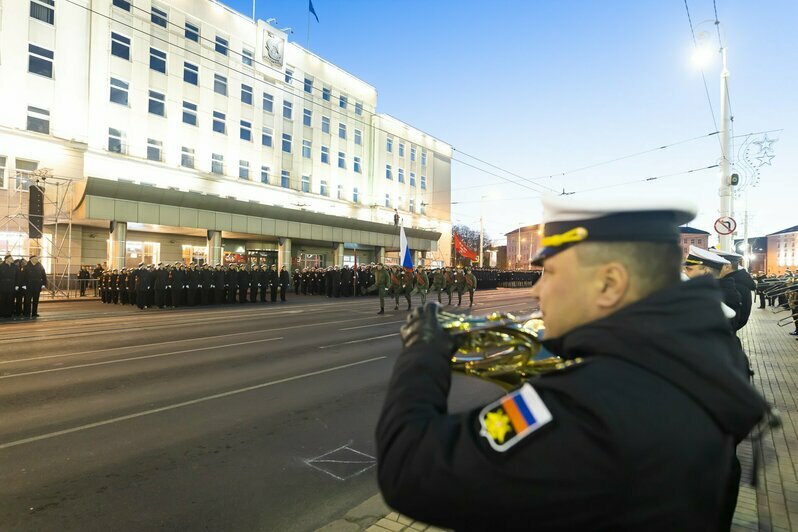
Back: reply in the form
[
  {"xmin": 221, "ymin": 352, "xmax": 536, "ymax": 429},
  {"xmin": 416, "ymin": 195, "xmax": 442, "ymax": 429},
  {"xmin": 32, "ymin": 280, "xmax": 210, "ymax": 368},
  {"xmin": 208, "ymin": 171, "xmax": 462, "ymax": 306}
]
[
  {"xmin": 68, "ymin": 0, "xmax": 551, "ymax": 197},
  {"xmin": 683, "ymin": 0, "xmax": 723, "ymax": 151}
]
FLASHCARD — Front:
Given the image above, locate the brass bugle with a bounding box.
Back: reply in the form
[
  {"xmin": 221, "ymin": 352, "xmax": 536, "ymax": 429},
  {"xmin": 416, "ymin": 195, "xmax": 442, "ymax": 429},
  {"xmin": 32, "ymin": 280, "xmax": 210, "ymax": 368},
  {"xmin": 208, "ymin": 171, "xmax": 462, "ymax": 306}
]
[{"xmin": 439, "ymin": 310, "xmax": 576, "ymax": 391}]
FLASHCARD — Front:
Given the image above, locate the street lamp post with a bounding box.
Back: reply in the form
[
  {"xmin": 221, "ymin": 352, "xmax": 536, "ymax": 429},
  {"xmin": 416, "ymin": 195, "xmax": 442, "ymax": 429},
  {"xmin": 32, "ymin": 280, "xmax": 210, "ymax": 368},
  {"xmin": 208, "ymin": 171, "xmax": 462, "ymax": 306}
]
[
  {"xmin": 517, "ymin": 224, "xmax": 522, "ymax": 269},
  {"xmin": 718, "ymin": 47, "xmax": 733, "ymax": 251}
]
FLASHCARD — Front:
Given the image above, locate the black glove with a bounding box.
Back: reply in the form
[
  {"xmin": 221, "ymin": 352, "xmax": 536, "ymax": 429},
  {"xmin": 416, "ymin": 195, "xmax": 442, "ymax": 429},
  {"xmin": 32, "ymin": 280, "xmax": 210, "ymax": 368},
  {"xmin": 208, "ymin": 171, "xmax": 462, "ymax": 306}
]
[{"xmin": 400, "ymin": 301, "xmax": 455, "ymax": 355}]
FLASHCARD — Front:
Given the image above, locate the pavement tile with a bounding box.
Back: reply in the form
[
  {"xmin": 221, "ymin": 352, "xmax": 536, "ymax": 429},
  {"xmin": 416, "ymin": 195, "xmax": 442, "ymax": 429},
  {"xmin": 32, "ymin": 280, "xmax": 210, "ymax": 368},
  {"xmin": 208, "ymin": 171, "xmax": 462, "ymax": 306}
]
[
  {"xmin": 315, "ymin": 520, "xmax": 361, "ymax": 532},
  {"xmin": 374, "ymin": 518, "xmax": 406, "ymax": 532},
  {"xmin": 365, "ymin": 526, "xmax": 393, "ymax": 532},
  {"xmin": 409, "ymin": 523, "xmax": 428, "ymax": 531},
  {"xmin": 396, "ymin": 515, "xmax": 415, "ymax": 526}
]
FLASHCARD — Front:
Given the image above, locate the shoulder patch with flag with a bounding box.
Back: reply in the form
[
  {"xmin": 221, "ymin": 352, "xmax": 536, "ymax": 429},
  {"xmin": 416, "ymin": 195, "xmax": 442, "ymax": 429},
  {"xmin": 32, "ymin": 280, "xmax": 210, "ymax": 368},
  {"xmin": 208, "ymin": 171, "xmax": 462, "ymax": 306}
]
[{"xmin": 479, "ymin": 383, "xmax": 552, "ymax": 452}]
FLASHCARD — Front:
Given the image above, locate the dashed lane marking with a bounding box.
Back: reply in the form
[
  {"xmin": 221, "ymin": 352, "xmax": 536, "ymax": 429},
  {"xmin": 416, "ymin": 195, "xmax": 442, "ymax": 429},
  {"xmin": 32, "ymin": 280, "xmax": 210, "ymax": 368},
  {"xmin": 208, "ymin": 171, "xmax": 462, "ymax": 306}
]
[{"xmin": 318, "ymin": 333, "xmax": 399, "ymax": 350}]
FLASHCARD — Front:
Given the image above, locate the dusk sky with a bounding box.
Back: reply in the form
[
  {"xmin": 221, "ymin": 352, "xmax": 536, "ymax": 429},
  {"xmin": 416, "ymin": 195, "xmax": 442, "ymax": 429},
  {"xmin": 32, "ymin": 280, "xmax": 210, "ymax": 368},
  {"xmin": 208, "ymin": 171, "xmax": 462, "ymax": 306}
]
[{"xmin": 223, "ymin": 0, "xmax": 795, "ymax": 246}]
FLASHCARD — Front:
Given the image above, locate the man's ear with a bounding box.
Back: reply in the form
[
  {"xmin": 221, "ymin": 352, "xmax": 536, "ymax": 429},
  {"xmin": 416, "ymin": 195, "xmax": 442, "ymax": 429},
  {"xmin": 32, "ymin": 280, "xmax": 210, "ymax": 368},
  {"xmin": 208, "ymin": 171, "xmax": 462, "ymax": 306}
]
[{"xmin": 594, "ymin": 262, "xmax": 630, "ymax": 309}]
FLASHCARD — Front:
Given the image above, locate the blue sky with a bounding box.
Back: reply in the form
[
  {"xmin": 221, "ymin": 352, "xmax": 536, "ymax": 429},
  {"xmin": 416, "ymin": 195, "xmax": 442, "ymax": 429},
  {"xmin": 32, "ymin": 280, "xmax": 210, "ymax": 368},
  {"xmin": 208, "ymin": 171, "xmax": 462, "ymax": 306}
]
[{"xmin": 223, "ymin": 0, "xmax": 796, "ymax": 245}]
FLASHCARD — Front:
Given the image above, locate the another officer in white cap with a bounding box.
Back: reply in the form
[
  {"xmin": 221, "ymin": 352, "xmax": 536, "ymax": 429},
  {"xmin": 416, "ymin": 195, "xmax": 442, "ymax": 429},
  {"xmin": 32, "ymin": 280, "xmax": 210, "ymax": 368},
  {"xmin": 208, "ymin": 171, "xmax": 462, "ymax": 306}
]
[
  {"xmin": 377, "ymin": 195, "xmax": 769, "ymax": 531},
  {"xmin": 684, "ymin": 245, "xmax": 743, "ymax": 333},
  {"xmin": 712, "ymin": 247, "xmax": 756, "ymax": 331}
]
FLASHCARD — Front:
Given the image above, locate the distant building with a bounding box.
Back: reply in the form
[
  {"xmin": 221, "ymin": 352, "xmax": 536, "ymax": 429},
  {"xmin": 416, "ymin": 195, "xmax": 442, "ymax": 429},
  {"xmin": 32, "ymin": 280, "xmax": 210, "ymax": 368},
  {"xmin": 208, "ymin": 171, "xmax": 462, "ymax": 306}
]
[
  {"xmin": 679, "ymin": 226, "xmax": 710, "ymax": 256},
  {"xmin": 766, "ymin": 224, "xmax": 798, "ymax": 275},
  {"xmin": 482, "ymin": 245, "xmax": 506, "ymax": 269},
  {"xmin": 505, "ymin": 225, "xmax": 542, "ymax": 270},
  {"xmin": 735, "ymin": 236, "xmax": 768, "ymax": 274}
]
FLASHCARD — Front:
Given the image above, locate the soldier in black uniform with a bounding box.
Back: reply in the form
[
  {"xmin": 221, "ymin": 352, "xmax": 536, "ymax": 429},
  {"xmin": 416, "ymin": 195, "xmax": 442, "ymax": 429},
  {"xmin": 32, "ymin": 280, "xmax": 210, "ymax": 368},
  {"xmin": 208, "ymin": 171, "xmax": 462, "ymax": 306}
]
[
  {"xmin": 279, "ymin": 266, "xmax": 290, "ymax": 301},
  {"xmin": 134, "ymin": 263, "xmax": 151, "ymax": 309},
  {"xmin": 293, "ymin": 269, "xmax": 301, "ymax": 295},
  {"xmin": 127, "ymin": 266, "xmax": 137, "ymax": 307},
  {"xmin": 14, "ymin": 258, "xmax": 27, "ymax": 318},
  {"xmin": 237, "ymin": 265, "xmax": 249, "ymax": 303},
  {"xmin": 153, "ymin": 263, "xmax": 168, "ymax": 308},
  {"xmin": 78, "ymin": 266, "xmax": 90, "ymax": 296},
  {"xmin": 226, "ymin": 265, "xmax": 238, "ymax": 303},
  {"xmin": 376, "ymin": 197, "xmax": 772, "ymax": 531},
  {"xmin": 684, "ymin": 246, "xmax": 742, "ymax": 334},
  {"xmin": 268, "ymin": 264, "xmax": 279, "ymax": 302},
  {"xmin": 0, "ymin": 255, "xmax": 18, "ymax": 319},
  {"xmin": 23, "ymin": 255, "xmax": 47, "ymax": 318},
  {"xmin": 249, "ymin": 265, "xmax": 261, "ymax": 303},
  {"xmin": 212, "ymin": 265, "xmax": 225, "ymax": 304},
  {"xmin": 714, "ymin": 249, "xmax": 755, "ymax": 331}
]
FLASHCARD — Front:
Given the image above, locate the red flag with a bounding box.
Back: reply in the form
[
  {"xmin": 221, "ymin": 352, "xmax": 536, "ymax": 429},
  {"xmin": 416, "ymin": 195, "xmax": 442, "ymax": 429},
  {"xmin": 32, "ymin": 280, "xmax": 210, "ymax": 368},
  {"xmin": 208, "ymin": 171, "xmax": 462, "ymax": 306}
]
[{"xmin": 454, "ymin": 232, "xmax": 478, "ymax": 260}]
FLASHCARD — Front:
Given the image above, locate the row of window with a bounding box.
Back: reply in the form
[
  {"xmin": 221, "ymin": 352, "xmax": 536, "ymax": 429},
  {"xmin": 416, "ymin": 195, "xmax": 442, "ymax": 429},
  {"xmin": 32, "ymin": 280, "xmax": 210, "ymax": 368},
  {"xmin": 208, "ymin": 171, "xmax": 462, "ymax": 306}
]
[
  {"xmin": 386, "ymin": 137, "xmax": 427, "ymax": 166},
  {"xmin": 385, "ymin": 165, "xmax": 427, "ymax": 189}
]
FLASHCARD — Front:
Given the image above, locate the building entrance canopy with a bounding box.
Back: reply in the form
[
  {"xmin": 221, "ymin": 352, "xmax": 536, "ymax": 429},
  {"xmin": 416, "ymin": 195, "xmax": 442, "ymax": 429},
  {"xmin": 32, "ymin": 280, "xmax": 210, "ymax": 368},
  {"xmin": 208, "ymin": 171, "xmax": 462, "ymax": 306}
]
[{"xmin": 74, "ymin": 177, "xmax": 441, "ymax": 252}]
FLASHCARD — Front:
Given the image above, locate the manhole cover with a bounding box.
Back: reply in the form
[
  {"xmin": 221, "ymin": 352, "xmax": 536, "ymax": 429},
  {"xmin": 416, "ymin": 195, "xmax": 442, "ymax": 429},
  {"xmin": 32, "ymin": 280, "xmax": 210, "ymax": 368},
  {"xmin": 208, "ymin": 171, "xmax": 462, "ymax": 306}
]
[{"xmin": 304, "ymin": 443, "xmax": 376, "ymax": 481}]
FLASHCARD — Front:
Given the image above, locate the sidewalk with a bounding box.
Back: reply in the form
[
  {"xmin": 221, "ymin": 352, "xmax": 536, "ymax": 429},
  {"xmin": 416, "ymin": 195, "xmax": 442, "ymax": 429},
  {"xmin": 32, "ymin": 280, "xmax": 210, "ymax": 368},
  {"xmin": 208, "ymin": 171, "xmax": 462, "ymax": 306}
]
[{"xmin": 318, "ymin": 304, "xmax": 798, "ymax": 532}]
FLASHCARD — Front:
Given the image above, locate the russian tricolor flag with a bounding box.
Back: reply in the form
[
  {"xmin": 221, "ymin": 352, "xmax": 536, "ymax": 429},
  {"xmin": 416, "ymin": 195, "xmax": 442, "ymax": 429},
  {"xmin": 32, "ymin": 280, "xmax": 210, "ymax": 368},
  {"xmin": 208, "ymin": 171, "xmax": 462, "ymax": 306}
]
[{"xmin": 400, "ymin": 224, "xmax": 413, "ymax": 269}]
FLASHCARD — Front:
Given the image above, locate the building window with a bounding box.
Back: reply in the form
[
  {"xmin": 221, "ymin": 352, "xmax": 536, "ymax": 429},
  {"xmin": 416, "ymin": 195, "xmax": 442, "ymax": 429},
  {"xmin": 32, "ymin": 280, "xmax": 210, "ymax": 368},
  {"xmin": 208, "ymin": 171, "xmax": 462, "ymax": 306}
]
[
  {"xmin": 353, "ymin": 156, "xmax": 362, "ymax": 173},
  {"xmin": 181, "ymin": 147, "xmax": 195, "ymax": 168},
  {"xmin": 263, "ymin": 92, "xmax": 274, "ymax": 112},
  {"xmin": 386, "ymin": 137, "xmax": 393, "ymax": 153},
  {"xmin": 242, "ymin": 48, "xmax": 253, "ymax": 66},
  {"xmin": 111, "ymin": 32, "xmax": 130, "ymax": 60},
  {"xmin": 147, "ymin": 138, "xmax": 162, "ymax": 162},
  {"xmin": 337, "ymin": 185, "xmax": 344, "ymax": 200},
  {"xmin": 108, "ymin": 128, "xmax": 124, "ymax": 153},
  {"xmin": 386, "ymin": 164, "xmax": 392, "ymax": 180},
  {"xmin": 110, "ymin": 78, "xmax": 129, "ymax": 106},
  {"xmin": 30, "ymin": 0, "xmax": 55, "ymax": 24},
  {"xmin": 320, "ymin": 180, "xmax": 329, "ymax": 196},
  {"xmin": 182, "ymin": 101, "xmax": 198, "ymax": 126},
  {"xmin": 282, "ymin": 133, "xmax": 292, "ymax": 153},
  {"xmin": 338, "ymin": 123, "xmax": 347, "ymax": 140},
  {"xmin": 301, "ymin": 175, "xmax": 310, "ymax": 193},
  {"xmin": 28, "ymin": 44, "xmax": 54, "ymax": 78},
  {"xmin": 409, "ymin": 199, "xmax": 415, "ymax": 213},
  {"xmin": 304, "ymin": 77, "xmax": 313, "ymax": 93},
  {"xmin": 112, "ymin": 0, "xmax": 131, "ymax": 11},
  {"xmin": 260, "ymin": 166, "xmax": 269, "ymax": 184},
  {"xmin": 321, "ymin": 146, "xmax": 329, "ymax": 164},
  {"xmin": 321, "ymin": 116, "xmax": 330, "ymax": 134},
  {"xmin": 355, "ymin": 102, "xmax": 363, "ymax": 116},
  {"xmin": 338, "ymin": 152, "xmax": 346, "ymax": 169},
  {"xmin": 240, "ymin": 120, "xmax": 252, "ymax": 141},
  {"xmin": 302, "ymin": 140, "xmax": 311, "ymax": 159},
  {"xmin": 148, "ymin": 90, "xmax": 166, "ymax": 116},
  {"xmin": 339, "ymin": 95, "xmax": 347, "ymax": 109},
  {"xmin": 303, "ymin": 108, "xmax": 312, "ymax": 126},
  {"xmin": 151, "ymin": 5, "xmax": 167, "ymax": 28},
  {"xmin": 239, "ymin": 160, "xmax": 249, "ymax": 180},
  {"xmin": 385, "ymin": 194, "xmax": 391, "ymax": 208},
  {"xmin": 421, "ymin": 151, "xmax": 427, "ymax": 166},
  {"xmin": 410, "ymin": 146, "xmax": 416, "ymax": 162},
  {"xmin": 215, "ymin": 36, "xmax": 229, "ymax": 56},
  {"xmin": 212, "ymin": 111, "xmax": 226, "ymax": 134},
  {"xmin": 281, "ymin": 170, "xmax": 290, "ymax": 188},
  {"xmin": 261, "ymin": 127, "xmax": 273, "ymax": 147},
  {"xmin": 241, "ymin": 84, "xmax": 253, "ymax": 105},
  {"xmin": 284, "ymin": 69, "xmax": 293, "ymax": 84},
  {"xmin": 420, "ymin": 175, "xmax": 426, "ymax": 190},
  {"xmin": 398, "ymin": 168, "xmax": 405, "ymax": 183},
  {"xmin": 353, "ymin": 187, "xmax": 359, "ymax": 203},
  {"xmin": 214, "ymin": 74, "xmax": 227, "ymax": 96},
  {"xmin": 322, "ymin": 87, "xmax": 331, "ymax": 101},
  {"xmin": 185, "ymin": 21, "xmax": 200, "ymax": 42},
  {"xmin": 15, "ymin": 159, "xmax": 38, "ymax": 191},
  {"xmin": 0, "ymin": 156, "xmax": 5, "ymax": 189},
  {"xmin": 211, "ymin": 153, "xmax": 224, "ymax": 174},
  {"xmin": 354, "ymin": 129, "xmax": 362, "ymax": 146},
  {"xmin": 398, "ymin": 143, "xmax": 405, "ymax": 157},
  {"xmin": 283, "ymin": 101, "xmax": 293, "ymax": 120},
  {"xmin": 183, "ymin": 62, "xmax": 199, "ymax": 85},
  {"xmin": 150, "ymin": 47, "xmax": 167, "ymax": 73},
  {"xmin": 26, "ymin": 106, "xmax": 50, "ymax": 134},
  {"xmin": 409, "ymin": 172, "xmax": 416, "ymax": 187}
]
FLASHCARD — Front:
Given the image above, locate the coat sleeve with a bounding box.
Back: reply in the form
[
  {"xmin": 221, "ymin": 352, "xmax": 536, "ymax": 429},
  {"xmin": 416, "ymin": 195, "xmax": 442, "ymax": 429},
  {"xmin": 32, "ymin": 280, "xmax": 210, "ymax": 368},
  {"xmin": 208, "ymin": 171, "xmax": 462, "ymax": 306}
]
[{"xmin": 375, "ymin": 343, "xmax": 621, "ymax": 530}]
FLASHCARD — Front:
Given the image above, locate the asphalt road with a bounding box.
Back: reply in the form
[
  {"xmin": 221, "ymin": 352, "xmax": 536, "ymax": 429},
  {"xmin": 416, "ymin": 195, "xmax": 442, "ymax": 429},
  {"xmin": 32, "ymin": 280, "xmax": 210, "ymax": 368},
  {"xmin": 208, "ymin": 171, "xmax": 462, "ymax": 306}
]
[{"xmin": 0, "ymin": 288, "xmax": 539, "ymax": 532}]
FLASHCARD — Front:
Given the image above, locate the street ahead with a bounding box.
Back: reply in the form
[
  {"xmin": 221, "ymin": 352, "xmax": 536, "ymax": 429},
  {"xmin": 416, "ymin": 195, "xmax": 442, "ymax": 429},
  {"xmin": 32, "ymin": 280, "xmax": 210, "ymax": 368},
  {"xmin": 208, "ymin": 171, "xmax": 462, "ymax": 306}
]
[{"xmin": 0, "ymin": 289, "xmax": 539, "ymax": 531}]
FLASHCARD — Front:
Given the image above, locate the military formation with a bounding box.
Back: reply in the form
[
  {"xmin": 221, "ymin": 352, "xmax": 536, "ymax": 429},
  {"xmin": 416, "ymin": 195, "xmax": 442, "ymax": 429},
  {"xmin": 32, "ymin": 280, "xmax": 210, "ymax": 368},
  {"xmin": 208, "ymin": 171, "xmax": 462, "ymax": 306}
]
[
  {"xmin": 291, "ymin": 264, "xmax": 478, "ymax": 314},
  {"xmin": 98, "ymin": 262, "xmax": 290, "ymax": 309},
  {"xmin": 0, "ymin": 254, "xmax": 48, "ymax": 320},
  {"xmin": 95, "ymin": 262, "xmax": 481, "ymax": 313}
]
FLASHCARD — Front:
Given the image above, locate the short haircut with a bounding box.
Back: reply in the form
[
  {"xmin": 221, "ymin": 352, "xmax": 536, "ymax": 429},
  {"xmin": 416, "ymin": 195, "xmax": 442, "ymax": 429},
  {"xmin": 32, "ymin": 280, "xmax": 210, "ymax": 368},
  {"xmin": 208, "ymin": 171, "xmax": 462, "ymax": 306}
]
[{"xmin": 575, "ymin": 241, "xmax": 683, "ymax": 297}]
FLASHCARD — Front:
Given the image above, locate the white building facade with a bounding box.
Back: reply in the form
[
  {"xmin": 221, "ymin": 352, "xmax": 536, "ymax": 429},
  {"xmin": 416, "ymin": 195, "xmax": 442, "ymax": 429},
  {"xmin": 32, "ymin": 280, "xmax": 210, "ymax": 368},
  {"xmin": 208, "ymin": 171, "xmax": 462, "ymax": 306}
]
[{"xmin": 0, "ymin": 0, "xmax": 451, "ymax": 277}]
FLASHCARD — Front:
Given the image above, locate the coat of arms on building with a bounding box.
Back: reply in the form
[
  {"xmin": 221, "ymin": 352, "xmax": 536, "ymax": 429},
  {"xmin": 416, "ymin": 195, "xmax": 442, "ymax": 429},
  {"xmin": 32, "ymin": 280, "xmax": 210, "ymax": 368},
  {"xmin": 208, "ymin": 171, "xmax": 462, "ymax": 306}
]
[{"xmin": 264, "ymin": 31, "xmax": 284, "ymax": 67}]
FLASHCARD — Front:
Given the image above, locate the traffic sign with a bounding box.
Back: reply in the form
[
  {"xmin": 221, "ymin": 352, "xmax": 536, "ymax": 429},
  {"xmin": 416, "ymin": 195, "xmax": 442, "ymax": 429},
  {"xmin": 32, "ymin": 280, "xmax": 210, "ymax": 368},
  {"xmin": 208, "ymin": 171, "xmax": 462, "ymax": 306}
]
[{"xmin": 714, "ymin": 216, "xmax": 737, "ymax": 235}]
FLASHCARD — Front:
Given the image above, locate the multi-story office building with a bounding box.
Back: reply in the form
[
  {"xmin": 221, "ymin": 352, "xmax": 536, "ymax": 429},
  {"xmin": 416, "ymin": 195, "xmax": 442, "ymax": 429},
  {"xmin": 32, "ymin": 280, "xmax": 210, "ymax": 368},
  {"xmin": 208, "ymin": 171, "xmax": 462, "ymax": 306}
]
[
  {"xmin": 0, "ymin": 0, "xmax": 451, "ymax": 276},
  {"xmin": 505, "ymin": 225, "xmax": 542, "ymax": 271}
]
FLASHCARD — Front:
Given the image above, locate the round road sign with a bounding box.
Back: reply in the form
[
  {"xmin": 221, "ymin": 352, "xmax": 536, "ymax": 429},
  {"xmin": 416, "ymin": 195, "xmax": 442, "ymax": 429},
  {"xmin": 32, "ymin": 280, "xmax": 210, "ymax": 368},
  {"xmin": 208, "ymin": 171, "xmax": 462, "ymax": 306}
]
[{"xmin": 714, "ymin": 217, "xmax": 737, "ymax": 235}]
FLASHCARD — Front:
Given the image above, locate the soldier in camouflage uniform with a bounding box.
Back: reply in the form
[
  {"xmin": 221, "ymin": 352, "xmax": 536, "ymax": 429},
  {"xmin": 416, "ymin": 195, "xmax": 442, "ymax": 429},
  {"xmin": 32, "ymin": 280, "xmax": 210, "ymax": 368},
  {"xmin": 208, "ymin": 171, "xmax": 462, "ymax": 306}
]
[
  {"xmin": 411, "ymin": 266, "xmax": 430, "ymax": 305},
  {"xmin": 464, "ymin": 266, "xmax": 478, "ymax": 307},
  {"xmin": 368, "ymin": 263, "xmax": 391, "ymax": 314}
]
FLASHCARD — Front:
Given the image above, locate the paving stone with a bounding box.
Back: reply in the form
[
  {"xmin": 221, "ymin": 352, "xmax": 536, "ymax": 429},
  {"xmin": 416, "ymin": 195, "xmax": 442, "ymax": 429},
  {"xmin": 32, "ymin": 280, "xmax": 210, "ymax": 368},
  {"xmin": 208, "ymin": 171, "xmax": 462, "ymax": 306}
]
[
  {"xmin": 345, "ymin": 494, "xmax": 391, "ymax": 521},
  {"xmin": 315, "ymin": 520, "xmax": 361, "ymax": 532},
  {"xmin": 366, "ymin": 526, "xmax": 393, "ymax": 532},
  {"xmin": 374, "ymin": 518, "xmax": 405, "ymax": 532},
  {"xmin": 396, "ymin": 515, "xmax": 415, "ymax": 525}
]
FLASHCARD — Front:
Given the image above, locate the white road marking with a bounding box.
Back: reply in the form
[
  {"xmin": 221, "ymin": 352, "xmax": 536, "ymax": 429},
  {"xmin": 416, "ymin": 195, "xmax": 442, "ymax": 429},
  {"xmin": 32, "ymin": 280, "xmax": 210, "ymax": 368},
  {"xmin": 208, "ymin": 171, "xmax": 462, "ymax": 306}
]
[
  {"xmin": 0, "ymin": 337, "xmax": 283, "ymax": 379},
  {"xmin": 0, "ymin": 356, "xmax": 387, "ymax": 450},
  {"xmin": 339, "ymin": 320, "xmax": 404, "ymax": 331},
  {"xmin": 304, "ymin": 442, "xmax": 376, "ymax": 481},
  {"xmin": 318, "ymin": 333, "xmax": 399, "ymax": 350}
]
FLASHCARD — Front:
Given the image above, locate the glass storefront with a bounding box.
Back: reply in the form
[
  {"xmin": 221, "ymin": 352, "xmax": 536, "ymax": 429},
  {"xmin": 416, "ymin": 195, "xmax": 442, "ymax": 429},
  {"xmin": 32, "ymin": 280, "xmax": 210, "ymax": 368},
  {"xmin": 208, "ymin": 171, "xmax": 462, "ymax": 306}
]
[
  {"xmin": 247, "ymin": 249, "xmax": 278, "ymax": 268},
  {"xmin": 296, "ymin": 253, "xmax": 326, "ymax": 269},
  {"xmin": 182, "ymin": 245, "xmax": 208, "ymax": 265},
  {"xmin": 114, "ymin": 241, "xmax": 160, "ymax": 268}
]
